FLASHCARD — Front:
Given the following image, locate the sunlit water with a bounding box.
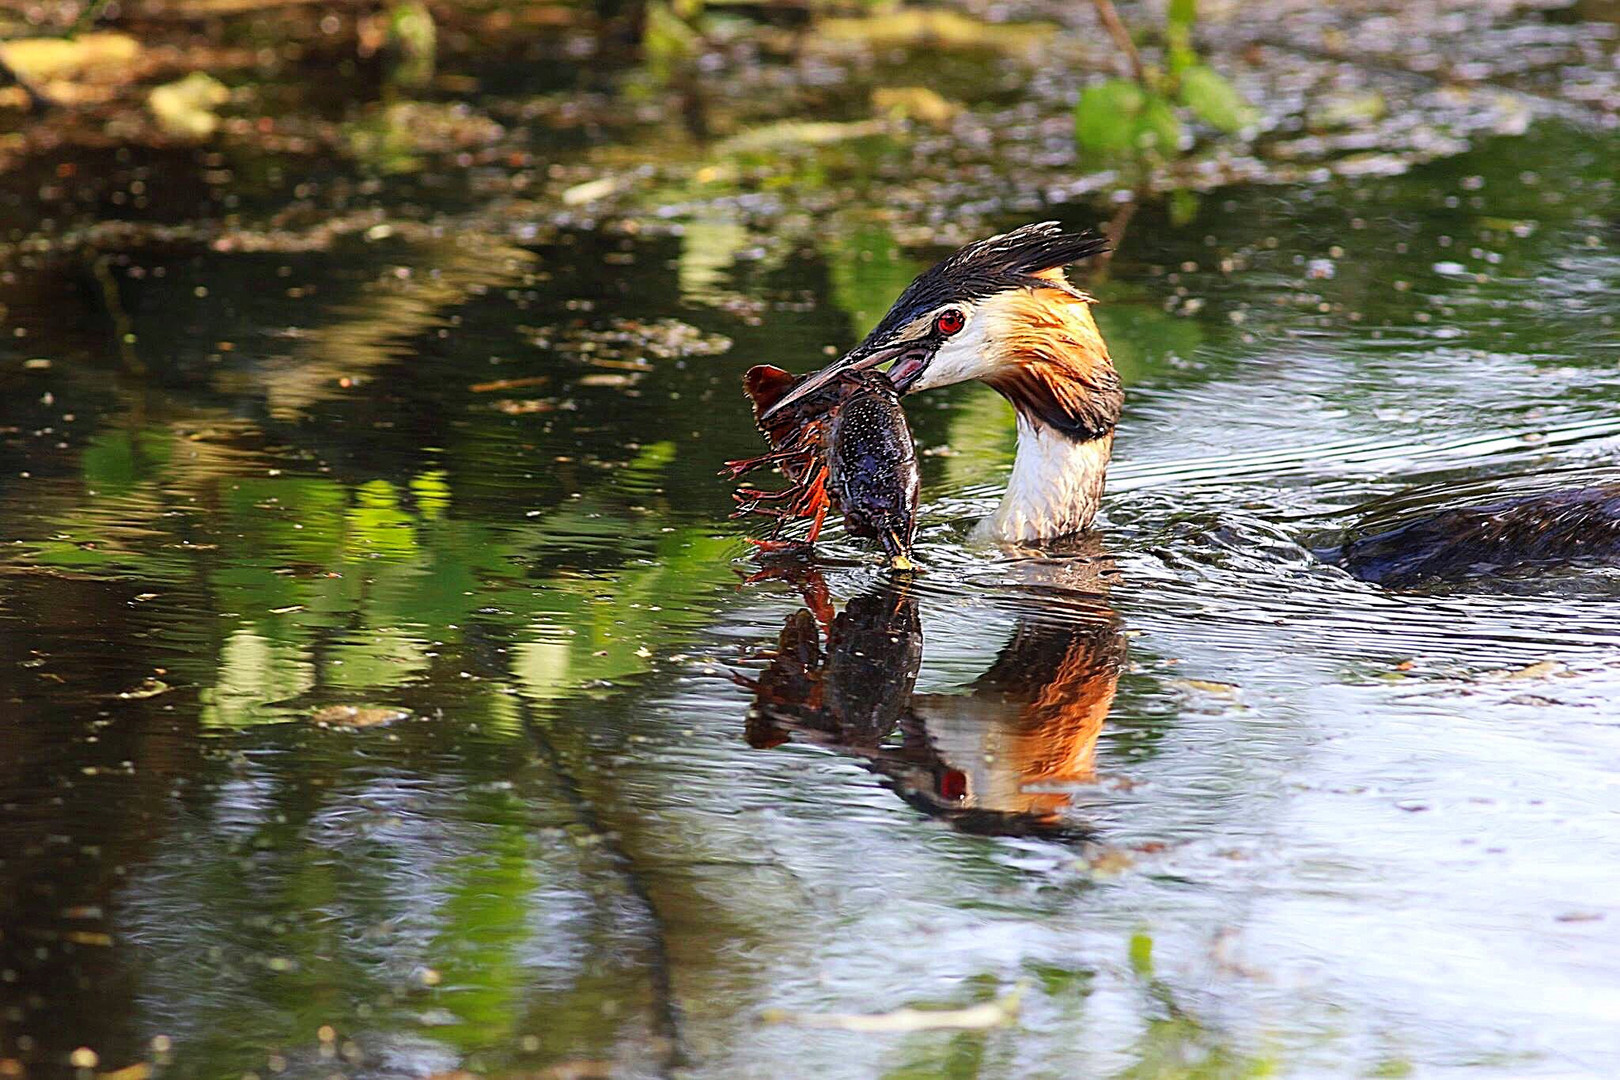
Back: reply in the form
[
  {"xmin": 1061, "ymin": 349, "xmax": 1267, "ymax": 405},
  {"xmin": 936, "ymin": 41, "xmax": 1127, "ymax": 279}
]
[{"xmin": 2, "ymin": 120, "xmax": 1619, "ymax": 1079}]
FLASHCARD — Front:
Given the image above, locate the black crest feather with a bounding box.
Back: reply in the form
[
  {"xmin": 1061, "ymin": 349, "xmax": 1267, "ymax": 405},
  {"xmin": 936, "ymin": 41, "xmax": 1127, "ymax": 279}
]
[
  {"xmin": 934, "ymin": 221, "xmax": 1110, "ymax": 289},
  {"xmin": 860, "ymin": 222, "xmax": 1108, "ymax": 346}
]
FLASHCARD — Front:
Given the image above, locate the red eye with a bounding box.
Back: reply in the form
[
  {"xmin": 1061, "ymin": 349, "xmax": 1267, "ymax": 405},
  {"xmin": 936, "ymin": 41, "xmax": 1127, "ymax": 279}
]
[{"xmin": 934, "ymin": 309, "xmax": 965, "ymax": 336}]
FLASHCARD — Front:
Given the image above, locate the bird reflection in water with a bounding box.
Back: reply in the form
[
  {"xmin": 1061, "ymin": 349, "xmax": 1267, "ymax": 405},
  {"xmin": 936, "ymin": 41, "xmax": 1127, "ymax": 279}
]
[{"xmin": 737, "ymin": 553, "xmax": 1125, "ymax": 838}]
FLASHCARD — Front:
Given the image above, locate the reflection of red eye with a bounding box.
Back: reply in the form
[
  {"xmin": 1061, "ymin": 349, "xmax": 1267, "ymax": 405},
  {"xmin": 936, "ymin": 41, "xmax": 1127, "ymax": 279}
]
[{"xmin": 934, "ymin": 309, "xmax": 965, "ymax": 336}]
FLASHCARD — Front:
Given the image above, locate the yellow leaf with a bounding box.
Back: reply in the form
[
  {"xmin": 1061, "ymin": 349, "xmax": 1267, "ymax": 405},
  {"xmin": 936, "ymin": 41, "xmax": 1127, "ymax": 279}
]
[
  {"xmin": 872, "ymin": 86, "xmax": 961, "ymax": 129},
  {"xmin": 0, "ymin": 33, "xmax": 139, "ymax": 83},
  {"xmin": 148, "ymin": 73, "xmax": 229, "ymax": 139}
]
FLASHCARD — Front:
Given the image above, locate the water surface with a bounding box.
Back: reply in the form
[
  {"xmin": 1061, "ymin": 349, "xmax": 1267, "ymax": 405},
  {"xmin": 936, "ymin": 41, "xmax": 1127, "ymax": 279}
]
[{"xmin": 2, "ymin": 109, "xmax": 1619, "ymax": 1079}]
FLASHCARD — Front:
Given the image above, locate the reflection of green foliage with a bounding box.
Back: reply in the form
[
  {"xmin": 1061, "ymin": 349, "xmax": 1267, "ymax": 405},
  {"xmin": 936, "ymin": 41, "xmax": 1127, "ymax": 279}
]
[
  {"xmin": 224, "ymin": 476, "xmax": 348, "ymax": 562},
  {"xmin": 199, "ymin": 629, "xmax": 313, "ymax": 728},
  {"xmin": 1122, "ymin": 928, "xmax": 1280, "ymax": 1079},
  {"xmin": 678, "ymin": 219, "xmax": 750, "ymax": 301},
  {"xmin": 327, "ymin": 625, "xmax": 431, "ymax": 689},
  {"xmin": 125, "ymin": 675, "xmax": 668, "ymax": 1077},
  {"xmin": 1120, "ymin": 1014, "xmax": 1277, "ymax": 1080},
  {"xmin": 940, "ymin": 390, "xmax": 1016, "ymax": 488},
  {"xmin": 1093, "ymin": 293, "xmax": 1204, "ymax": 386},
  {"xmin": 627, "ymin": 440, "xmax": 677, "ymax": 473},
  {"xmin": 412, "ymin": 469, "xmax": 453, "ymax": 519},
  {"xmin": 1167, "ymin": 189, "xmax": 1200, "ymax": 228},
  {"xmin": 884, "ymin": 1030, "xmax": 990, "ymax": 1080},
  {"xmin": 1028, "ymin": 962, "xmax": 1095, "ymax": 1000},
  {"xmin": 825, "ymin": 225, "xmax": 928, "ymax": 336},
  {"xmin": 643, "ymin": 0, "xmax": 701, "ymax": 86},
  {"xmin": 386, "ymin": 0, "xmax": 437, "ymax": 89},
  {"xmin": 81, "ymin": 426, "xmax": 173, "ymax": 495},
  {"xmin": 429, "ymin": 814, "xmax": 538, "ymax": 1049},
  {"xmin": 344, "ymin": 109, "xmax": 423, "ymax": 174},
  {"xmin": 515, "ymin": 525, "xmax": 736, "ymax": 701},
  {"xmin": 27, "ymin": 415, "xmax": 740, "ymax": 733},
  {"xmin": 348, "ymin": 479, "xmax": 419, "ymax": 559}
]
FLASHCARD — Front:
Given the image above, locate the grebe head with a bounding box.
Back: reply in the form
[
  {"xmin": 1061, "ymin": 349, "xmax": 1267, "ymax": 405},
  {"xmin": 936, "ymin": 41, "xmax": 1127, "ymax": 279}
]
[
  {"xmin": 765, "ymin": 222, "xmax": 1115, "ymax": 428},
  {"xmin": 769, "ymin": 222, "xmax": 1122, "ymax": 542}
]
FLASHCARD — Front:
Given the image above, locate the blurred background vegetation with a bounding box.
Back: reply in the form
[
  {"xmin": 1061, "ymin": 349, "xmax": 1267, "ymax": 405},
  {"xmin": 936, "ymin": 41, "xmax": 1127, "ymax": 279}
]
[{"xmin": 2, "ymin": 0, "xmax": 1610, "ymax": 260}]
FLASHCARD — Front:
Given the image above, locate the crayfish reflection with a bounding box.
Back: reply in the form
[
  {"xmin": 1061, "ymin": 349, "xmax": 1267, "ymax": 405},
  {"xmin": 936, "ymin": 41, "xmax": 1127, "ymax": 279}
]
[{"xmin": 737, "ymin": 563, "xmax": 1125, "ymax": 838}]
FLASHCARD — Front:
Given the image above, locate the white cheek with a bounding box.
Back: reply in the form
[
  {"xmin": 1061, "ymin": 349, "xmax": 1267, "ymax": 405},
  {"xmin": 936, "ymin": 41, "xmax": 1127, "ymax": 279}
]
[{"xmin": 910, "ymin": 320, "xmax": 993, "ymax": 391}]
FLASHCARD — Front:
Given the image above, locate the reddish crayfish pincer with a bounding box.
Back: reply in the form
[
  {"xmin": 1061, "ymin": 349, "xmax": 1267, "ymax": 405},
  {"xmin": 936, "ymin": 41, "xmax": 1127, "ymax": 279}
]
[{"xmin": 725, "ymin": 364, "xmax": 921, "ymax": 570}]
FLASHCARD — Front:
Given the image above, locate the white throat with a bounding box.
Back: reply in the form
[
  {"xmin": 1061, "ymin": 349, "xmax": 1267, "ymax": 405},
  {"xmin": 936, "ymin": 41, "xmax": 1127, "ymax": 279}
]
[{"xmin": 979, "ymin": 417, "xmax": 1113, "ymax": 544}]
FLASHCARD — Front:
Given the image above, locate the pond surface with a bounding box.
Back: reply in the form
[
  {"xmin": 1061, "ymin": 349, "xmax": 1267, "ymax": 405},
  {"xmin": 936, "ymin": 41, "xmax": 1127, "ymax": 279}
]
[{"xmin": 2, "ymin": 87, "xmax": 1620, "ymax": 1080}]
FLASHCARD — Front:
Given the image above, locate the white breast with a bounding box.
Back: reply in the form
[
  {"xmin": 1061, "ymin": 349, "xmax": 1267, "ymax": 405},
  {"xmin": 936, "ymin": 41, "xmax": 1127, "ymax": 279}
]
[{"xmin": 978, "ymin": 421, "xmax": 1113, "ymax": 543}]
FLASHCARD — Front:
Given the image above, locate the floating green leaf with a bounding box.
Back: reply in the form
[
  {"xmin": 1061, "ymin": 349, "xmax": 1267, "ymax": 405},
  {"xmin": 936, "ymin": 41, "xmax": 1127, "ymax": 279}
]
[
  {"xmin": 1138, "ymin": 94, "xmax": 1185, "ymax": 155},
  {"xmin": 1129, "ymin": 931, "xmax": 1155, "ymax": 976},
  {"xmin": 1075, "ymin": 78, "xmax": 1148, "ymax": 157},
  {"xmin": 1076, "ymin": 79, "xmax": 1185, "ymax": 161},
  {"xmin": 1179, "ymin": 64, "xmax": 1254, "ymax": 133}
]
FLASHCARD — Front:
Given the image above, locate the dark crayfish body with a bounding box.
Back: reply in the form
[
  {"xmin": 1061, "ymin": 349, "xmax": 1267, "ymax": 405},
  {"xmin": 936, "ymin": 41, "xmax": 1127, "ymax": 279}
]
[
  {"xmin": 826, "ymin": 383, "xmax": 921, "ymax": 568},
  {"xmin": 726, "ymin": 364, "xmax": 921, "ymax": 569}
]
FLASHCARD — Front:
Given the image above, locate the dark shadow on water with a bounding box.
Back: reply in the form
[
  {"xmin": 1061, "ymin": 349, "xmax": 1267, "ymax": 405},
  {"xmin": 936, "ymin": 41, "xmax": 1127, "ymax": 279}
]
[{"xmin": 738, "ymin": 562, "xmax": 1126, "ymax": 839}]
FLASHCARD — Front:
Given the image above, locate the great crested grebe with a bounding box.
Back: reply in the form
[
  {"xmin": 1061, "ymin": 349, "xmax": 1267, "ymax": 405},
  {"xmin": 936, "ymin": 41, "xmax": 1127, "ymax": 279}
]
[{"xmin": 767, "ymin": 221, "xmax": 1119, "ymax": 544}]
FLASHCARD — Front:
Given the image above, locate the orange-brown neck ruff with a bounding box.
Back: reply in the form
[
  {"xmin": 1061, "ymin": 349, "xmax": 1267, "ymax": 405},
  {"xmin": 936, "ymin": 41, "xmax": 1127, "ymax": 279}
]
[
  {"xmin": 976, "ymin": 281, "xmax": 1121, "ymax": 542},
  {"xmin": 980, "ymin": 277, "xmax": 1122, "ymax": 444}
]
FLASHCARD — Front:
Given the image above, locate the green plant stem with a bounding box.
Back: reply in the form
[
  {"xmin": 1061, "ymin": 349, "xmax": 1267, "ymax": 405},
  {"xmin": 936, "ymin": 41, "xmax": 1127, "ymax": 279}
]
[{"xmin": 70, "ymin": 0, "xmax": 114, "ymax": 37}]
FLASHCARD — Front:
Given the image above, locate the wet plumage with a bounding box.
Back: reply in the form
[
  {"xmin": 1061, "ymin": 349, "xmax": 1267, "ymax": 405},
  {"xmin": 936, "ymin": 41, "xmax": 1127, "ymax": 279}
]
[
  {"xmin": 1324, "ymin": 485, "xmax": 1620, "ymax": 586},
  {"xmin": 763, "ymin": 222, "xmax": 1121, "ymax": 543}
]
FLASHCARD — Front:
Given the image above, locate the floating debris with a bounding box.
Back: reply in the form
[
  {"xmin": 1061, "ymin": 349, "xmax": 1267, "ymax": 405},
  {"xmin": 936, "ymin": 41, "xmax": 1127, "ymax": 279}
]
[
  {"xmin": 761, "ymin": 984, "xmax": 1023, "ymax": 1032},
  {"xmin": 116, "ymin": 678, "xmax": 171, "ymax": 700},
  {"xmin": 493, "ymin": 398, "xmax": 558, "ymax": 415},
  {"xmin": 310, "ymin": 705, "xmax": 411, "ymax": 728},
  {"xmin": 1484, "ymin": 660, "xmax": 1571, "ymax": 682},
  {"xmin": 470, "ymin": 376, "xmax": 550, "ymax": 393},
  {"xmin": 148, "ymin": 73, "xmax": 230, "ymax": 139},
  {"xmin": 530, "ymin": 318, "xmax": 732, "ymax": 365},
  {"xmin": 98, "ymin": 1064, "xmax": 152, "ymax": 1080},
  {"xmin": 1171, "ymin": 678, "xmax": 1241, "ymax": 697}
]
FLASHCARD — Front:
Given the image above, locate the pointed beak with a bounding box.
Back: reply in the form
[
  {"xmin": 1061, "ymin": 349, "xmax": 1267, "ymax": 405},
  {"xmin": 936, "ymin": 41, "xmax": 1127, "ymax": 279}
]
[{"xmin": 761, "ymin": 338, "xmax": 913, "ymax": 419}]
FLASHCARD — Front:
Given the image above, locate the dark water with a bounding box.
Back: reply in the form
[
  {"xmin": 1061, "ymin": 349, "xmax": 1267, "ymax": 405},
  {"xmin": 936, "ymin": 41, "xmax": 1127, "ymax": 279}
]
[{"xmin": 2, "ymin": 110, "xmax": 1620, "ymax": 1078}]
